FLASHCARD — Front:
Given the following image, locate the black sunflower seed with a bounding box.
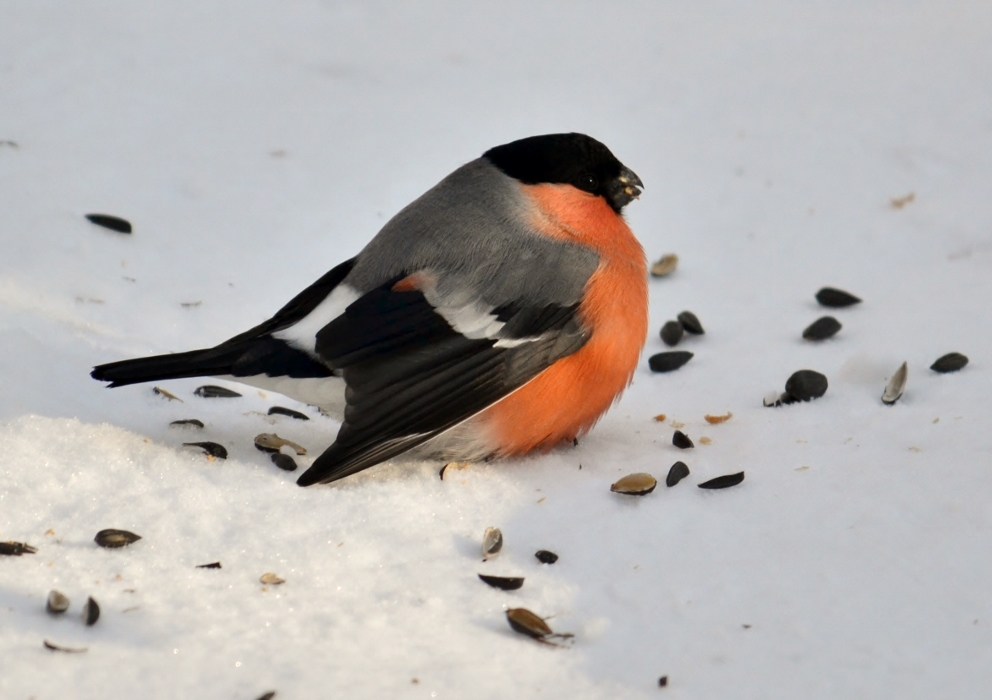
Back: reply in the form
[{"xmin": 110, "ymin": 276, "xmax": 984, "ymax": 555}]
[
  {"xmin": 535, "ymin": 550, "xmax": 559, "ymax": 564},
  {"xmin": 255, "ymin": 693, "xmax": 276, "ymax": 700},
  {"xmin": 170, "ymin": 419, "xmax": 204, "ymax": 429},
  {"xmin": 271, "ymin": 452, "xmax": 298, "ymax": 472},
  {"xmin": 931, "ymin": 352, "xmax": 968, "ymax": 373},
  {"xmin": 82, "ymin": 596, "xmax": 100, "ymax": 626},
  {"xmin": 815, "ymin": 287, "xmax": 861, "ymax": 307},
  {"xmin": 660, "ymin": 320, "xmax": 684, "ymax": 346},
  {"xmin": 94, "ymin": 529, "xmax": 142, "ymax": 548},
  {"xmin": 784, "ymin": 370, "xmax": 828, "ymax": 401},
  {"xmin": 672, "ymin": 430, "xmax": 694, "ymax": 449},
  {"xmin": 698, "ymin": 472, "xmax": 745, "ymax": 489},
  {"xmin": 658, "ymin": 676, "xmax": 669, "ymax": 687},
  {"xmin": 802, "ymin": 316, "xmax": 842, "ymax": 341},
  {"xmin": 666, "ymin": 461, "xmax": 690, "ymax": 487},
  {"xmin": 194, "ymin": 385, "xmax": 242, "ymax": 398},
  {"xmin": 267, "ymin": 406, "xmax": 310, "ymax": 420},
  {"xmin": 478, "ymin": 574, "xmax": 525, "ymax": 591},
  {"xmin": 85, "ymin": 213, "xmax": 132, "ymax": 234},
  {"xmin": 183, "ymin": 441, "xmax": 228, "ymax": 459},
  {"xmin": 677, "ymin": 311, "xmax": 704, "ymax": 334},
  {"xmin": 0, "ymin": 541, "xmax": 37, "ymax": 556},
  {"xmin": 648, "ymin": 351, "xmax": 693, "ymax": 373},
  {"xmin": 196, "ymin": 561, "xmax": 222, "ymax": 569}
]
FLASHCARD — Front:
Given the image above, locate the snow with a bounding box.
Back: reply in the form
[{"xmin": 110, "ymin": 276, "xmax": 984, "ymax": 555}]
[{"xmin": 2, "ymin": 2, "xmax": 992, "ymax": 698}]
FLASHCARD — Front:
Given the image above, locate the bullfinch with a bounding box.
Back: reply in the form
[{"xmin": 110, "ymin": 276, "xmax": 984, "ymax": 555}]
[{"xmin": 91, "ymin": 133, "xmax": 648, "ymax": 486}]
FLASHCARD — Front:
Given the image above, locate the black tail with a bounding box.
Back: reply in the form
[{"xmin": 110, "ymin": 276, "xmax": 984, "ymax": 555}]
[{"xmin": 91, "ymin": 346, "xmax": 241, "ymax": 388}]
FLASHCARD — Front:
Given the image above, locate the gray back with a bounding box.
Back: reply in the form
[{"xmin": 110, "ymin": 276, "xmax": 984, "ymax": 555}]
[{"xmin": 344, "ymin": 158, "xmax": 600, "ymax": 307}]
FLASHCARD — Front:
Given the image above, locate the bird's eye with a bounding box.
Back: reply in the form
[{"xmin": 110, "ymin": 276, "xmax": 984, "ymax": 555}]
[{"xmin": 579, "ymin": 174, "xmax": 598, "ymax": 191}]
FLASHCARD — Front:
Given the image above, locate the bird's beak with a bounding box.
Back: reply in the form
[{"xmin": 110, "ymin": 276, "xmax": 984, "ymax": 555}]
[{"xmin": 609, "ymin": 167, "xmax": 644, "ymax": 211}]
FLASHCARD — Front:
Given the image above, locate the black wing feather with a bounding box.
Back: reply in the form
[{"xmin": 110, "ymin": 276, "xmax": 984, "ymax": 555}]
[{"xmin": 297, "ymin": 284, "xmax": 587, "ymax": 485}]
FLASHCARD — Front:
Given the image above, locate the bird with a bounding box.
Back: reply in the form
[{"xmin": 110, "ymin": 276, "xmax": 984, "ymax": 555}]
[{"xmin": 91, "ymin": 133, "xmax": 648, "ymax": 486}]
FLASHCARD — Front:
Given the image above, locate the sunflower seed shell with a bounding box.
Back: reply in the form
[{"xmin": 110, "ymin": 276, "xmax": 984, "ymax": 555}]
[
  {"xmin": 506, "ymin": 608, "xmax": 553, "ymax": 639},
  {"xmin": 170, "ymin": 419, "xmax": 204, "ymax": 429},
  {"xmin": 666, "ymin": 461, "xmax": 690, "ymax": 487},
  {"xmin": 82, "ymin": 596, "xmax": 100, "ymax": 626},
  {"xmin": 535, "ymin": 550, "xmax": 559, "ymax": 564},
  {"xmin": 610, "ymin": 472, "xmax": 658, "ymax": 495},
  {"xmin": 698, "ymin": 472, "xmax": 745, "ymax": 489},
  {"xmin": 478, "ymin": 574, "xmax": 525, "ymax": 591},
  {"xmin": 183, "ymin": 441, "xmax": 228, "ymax": 459},
  {"xmin": 46, "ymin": 590, "xmax": 70, "ymax": 614},
  {"xmin": 254, "ymin": 433, "xmax": 307, "ymax": 455},
  {"xmin": 260, "ymin": 572, "xmax": 285, "ymax": 585},
  {"xmin": 650, "ymin": 254, "xmax": 679, "ymax": 277},
  {"xmin": 672, "ymin": 430, "xmax": 694, "ymax": 449},
  {"xmin": 194, "ymin": 385, "xmax": 242, "ymax": 398},
  {"xmin": 0, "ymin": 541, "xmax": 37, "ymax": 556},
  {"xmin": 482, "ymin": 527, "xmax": 503, "ymax": 560},
  {"xmin": 94, "ymin": 529, "xmax": 142, "ymax": 548},
  {"xmin": 882, "ymin": 361, "xmax": 908, "ymax": 405},
  {"xmin": 267, "ymin": 406, "xmax": 310, "ymax": 420}
]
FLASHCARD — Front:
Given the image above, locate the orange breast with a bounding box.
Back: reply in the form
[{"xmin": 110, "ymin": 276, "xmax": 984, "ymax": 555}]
[{"xmin": 478, "ymin": 184, "xmax": 648, "ymax": 455}]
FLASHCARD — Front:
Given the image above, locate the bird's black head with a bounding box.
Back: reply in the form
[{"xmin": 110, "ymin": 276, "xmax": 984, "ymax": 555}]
[{"xmin": 483, "ymin": 133, "xmax": 643, "ymax": 213}]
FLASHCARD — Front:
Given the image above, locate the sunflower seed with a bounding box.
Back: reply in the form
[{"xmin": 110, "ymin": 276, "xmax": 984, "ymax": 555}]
[
  {"xmin": 482, "ymin": 527, "xmax": 503, "ymax": 560},
  {"xmin": 183, "ymin": 441, "xmax": 228, "ymax": 459},
  {"xmin": 0, "ymin": 541, "xmax": 37, "ymax": 556},
  {"xmin": 267, "ymin": 406, "xmax": 310, "ymax": 420},
  {"xmin": 648, "ymin": 351, "xmax": 693, "ymax": 373},
  {"xmin": 535, "ymin": 550, "xmax": 559, "ymax": 564},
  {"xmin": 170, "ymin": 419, "xmax": 204, "ymax": 429},
  {"xmin": 660, "ymin": 320, "xmax": 684, "ymax": 346},
  {"xmin": 94, "ymin": 529, "xmax": 142, "ymax": 549},
  {"xmin": 610, "ymin": 472, "xmax": 658, "ymax": 495},
  {"xmin": 255, "ymin": 693, "xmax": 276, "ymax": 700},
  {"xmin": 505, "ymin": 608, "xmax": 573, "ymax": 644},
  {"xmin": 153, "ymin": 386, "xmax": 182, "ymax": 402},
  {"xmin": 46, "ymin": 590, "xmax": 70, "ymax": 614},
  {"xmin": 666, "ymin": 461, "xmax": 690, "ymax": 487},
  {"xmin": 672, "ymin": 430, "xmax": 694, "ymax": 449},
  {"xmin": 698, "ymin": 472, "xmax": 745, "ymax": 489},
  {"xmin": 931, "ymin": 352, "xmax": 968, "ymax": 373},
  {"xmin": 650, "ymin": 254, "xmax": 679, "ymax": 278},
  {"xmin": 506, "ymin": 607, "xmax": 553, "ymax": 639},
  {"xmin": 194, "ymin": 385, "xmax": 242, "ymax": 398},
  {"xmin": 270, "ymin": 453, "xmax": 297, "ymax": 471},
  {"xmin": 82, "ymin": 596, "xmax": 100, "ymax": 626},
  {"xmin": 802, "ymin": 316, "xmax": 842, "ymax": 341},
  {"xmin": 785, "ymin": 370, "xmax": 828, "ymax": 401},
  {"xmin": 85, "ymin": 213, "xmax": 132, "ymax": 234},
  {"xmin": 44, "ymin": 640, "xmax": 88, "ymax": 653},
  {"xmin": 196, "ymin": 561, "xmax": 222, "ymax": 569},
  {"xmin": 260, "ymin": 572, "xmax": 285, "ymax": 585},
  {"xmin": 882, "ymin": 361, "xmax": 908, "ymax": 405},
  {"xmin": 478, "ymin": 574, "xmax": 525, "ymax": 591},
  {"xmin": 704, "ymin": 412, "xmax": 732, "ymax": 424},
  {"xmin": 254, "ymin": 433, "xmax": 307, "ymax": 455},
  {"xmin": 815, "ymin": 287, "xmax": 861, "ymax": 308},
  {"xmin": 658, "ymin": 676, "xmax": 669, "ymax": 687},
  {"xmin": 677, "ymin": 311, "xmax": 704, "ymax": 335}
]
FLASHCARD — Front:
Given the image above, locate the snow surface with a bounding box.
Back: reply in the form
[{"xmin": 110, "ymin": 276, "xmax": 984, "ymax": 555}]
[{"xmin": 2, "ymin": 2, "xmax": 992, "ymax": 698}]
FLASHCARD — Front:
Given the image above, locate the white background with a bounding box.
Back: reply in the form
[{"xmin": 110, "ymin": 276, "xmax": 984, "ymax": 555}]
[{"xmin": 2, "ymin": 2, "xmax": 991, "ymax": 698}]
